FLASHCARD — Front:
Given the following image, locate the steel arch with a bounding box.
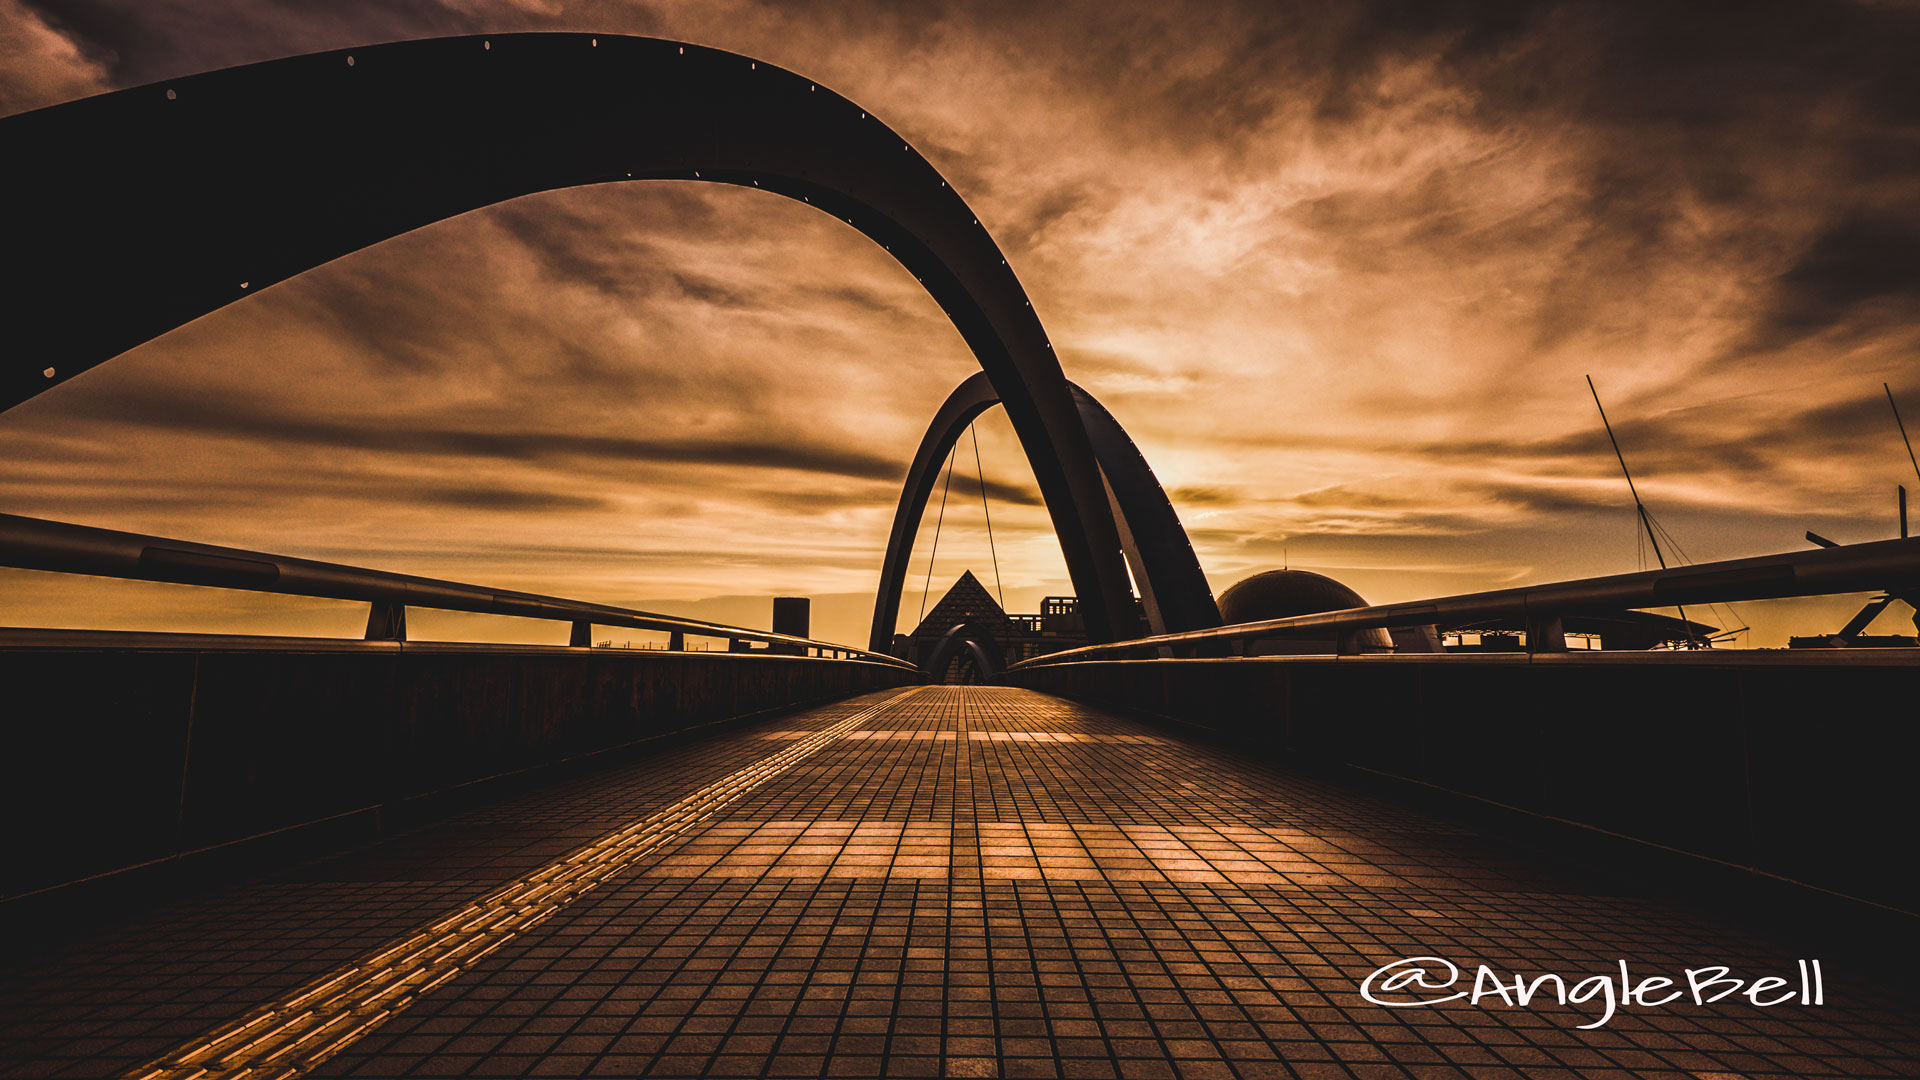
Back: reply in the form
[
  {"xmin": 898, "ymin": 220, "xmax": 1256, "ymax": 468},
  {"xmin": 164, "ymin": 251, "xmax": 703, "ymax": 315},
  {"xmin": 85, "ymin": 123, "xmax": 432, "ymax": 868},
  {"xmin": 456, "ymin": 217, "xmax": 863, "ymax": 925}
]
[
  {"xmin": 869, "ymin": 372, "xmax": 1220, "ymax": 653},
  {"xmin": 0, "ymin": 33, "xmax": 1137, "ymax": 643}
]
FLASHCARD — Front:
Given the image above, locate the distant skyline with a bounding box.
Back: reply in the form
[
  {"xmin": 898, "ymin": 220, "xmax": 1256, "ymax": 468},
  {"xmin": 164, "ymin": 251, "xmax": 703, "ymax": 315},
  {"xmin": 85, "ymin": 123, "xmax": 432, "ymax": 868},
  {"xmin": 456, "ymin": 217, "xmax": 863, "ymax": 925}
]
[{"xmin": 4, "ymin": 0, "xmax": 1919, "ymax": 647}]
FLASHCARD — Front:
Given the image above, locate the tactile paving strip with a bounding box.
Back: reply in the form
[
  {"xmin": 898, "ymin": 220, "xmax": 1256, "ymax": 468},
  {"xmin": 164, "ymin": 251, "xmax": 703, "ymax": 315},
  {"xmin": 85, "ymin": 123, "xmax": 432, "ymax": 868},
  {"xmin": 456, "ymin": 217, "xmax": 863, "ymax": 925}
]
[{"xmin": 117, "ymin": 688, "xmax": 926, "ymax": 1080}]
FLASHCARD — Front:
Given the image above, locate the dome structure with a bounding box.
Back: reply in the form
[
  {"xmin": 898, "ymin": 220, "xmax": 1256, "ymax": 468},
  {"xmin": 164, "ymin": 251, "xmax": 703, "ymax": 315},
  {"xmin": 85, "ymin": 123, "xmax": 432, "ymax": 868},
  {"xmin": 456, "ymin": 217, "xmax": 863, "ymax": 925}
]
[
  {"xmin": 1218, "ymin": 569, "xmax": 1368, "ymax": 623},
  {"xmin": 1217, "ymin": 569, "xmax": 1392, "ymax": 652}
]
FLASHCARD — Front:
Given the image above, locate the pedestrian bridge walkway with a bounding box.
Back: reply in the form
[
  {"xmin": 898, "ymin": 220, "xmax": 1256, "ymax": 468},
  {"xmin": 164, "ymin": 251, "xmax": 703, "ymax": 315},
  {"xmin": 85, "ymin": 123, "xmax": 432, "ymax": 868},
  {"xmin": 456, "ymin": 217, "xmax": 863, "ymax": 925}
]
[{"xmin": 2, "ymin": 687, "xmax": 1911, "ymax": 1079}]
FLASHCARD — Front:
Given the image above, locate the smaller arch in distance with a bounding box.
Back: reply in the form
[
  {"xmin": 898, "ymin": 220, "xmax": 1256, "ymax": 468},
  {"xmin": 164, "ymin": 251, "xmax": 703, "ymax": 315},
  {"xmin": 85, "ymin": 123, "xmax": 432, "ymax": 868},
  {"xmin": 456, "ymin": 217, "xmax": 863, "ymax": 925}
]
[
  {"xmin": 921, "ymin": 622, "xmax": 1002, "ymax": 683},
  {"xmin": 871, "ymin": 372, "xmax": 1220, "ymax": 654}
]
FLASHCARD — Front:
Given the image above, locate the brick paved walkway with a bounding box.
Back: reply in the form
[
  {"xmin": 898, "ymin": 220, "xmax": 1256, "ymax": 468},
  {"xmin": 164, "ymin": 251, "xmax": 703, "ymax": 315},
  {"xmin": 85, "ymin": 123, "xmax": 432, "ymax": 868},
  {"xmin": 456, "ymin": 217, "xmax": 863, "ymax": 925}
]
[{"xmin": 2, "ymin": 687, "xmax": 1914, "ymax": 1079}]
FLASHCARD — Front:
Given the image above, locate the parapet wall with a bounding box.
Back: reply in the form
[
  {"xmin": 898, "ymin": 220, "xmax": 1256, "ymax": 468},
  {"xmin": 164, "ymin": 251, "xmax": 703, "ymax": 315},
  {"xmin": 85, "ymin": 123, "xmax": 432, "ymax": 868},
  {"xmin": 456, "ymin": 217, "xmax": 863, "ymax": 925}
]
[
  {"xmin": 1, "ymin": 637, "xmax": 917, "ymax": 903},
  {"xmin": 1004, "ymin": 652, "xmax": 1918, "ymax": 913}
]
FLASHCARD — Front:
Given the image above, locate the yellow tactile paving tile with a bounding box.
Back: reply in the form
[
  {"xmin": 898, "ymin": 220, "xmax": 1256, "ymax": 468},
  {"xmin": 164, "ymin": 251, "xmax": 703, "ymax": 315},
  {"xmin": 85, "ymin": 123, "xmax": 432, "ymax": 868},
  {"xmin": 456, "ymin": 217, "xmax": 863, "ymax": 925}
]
[{"xmin": 112, "ymin": 688, "xmax": 928, "ymax": 1080}]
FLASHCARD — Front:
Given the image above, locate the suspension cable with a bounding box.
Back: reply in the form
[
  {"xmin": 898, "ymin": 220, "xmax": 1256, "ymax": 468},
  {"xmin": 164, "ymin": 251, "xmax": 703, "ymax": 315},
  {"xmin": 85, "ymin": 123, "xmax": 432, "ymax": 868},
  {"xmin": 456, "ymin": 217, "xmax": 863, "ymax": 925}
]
[
  {"xmin": 917, "ymin": 443, "xmax": 959, "ymax": 624},
  {"xmin": 971, "ymin": 424, "xmax": 1006, "ymax": 608}
]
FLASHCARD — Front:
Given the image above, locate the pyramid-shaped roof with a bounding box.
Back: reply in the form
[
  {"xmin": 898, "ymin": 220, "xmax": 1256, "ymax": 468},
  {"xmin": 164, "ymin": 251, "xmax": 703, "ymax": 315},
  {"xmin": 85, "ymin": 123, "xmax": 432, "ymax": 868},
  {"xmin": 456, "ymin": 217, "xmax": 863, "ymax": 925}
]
[{"xmin": 913, "ymin": 571, "xmax": 1007, "ymax": 636}]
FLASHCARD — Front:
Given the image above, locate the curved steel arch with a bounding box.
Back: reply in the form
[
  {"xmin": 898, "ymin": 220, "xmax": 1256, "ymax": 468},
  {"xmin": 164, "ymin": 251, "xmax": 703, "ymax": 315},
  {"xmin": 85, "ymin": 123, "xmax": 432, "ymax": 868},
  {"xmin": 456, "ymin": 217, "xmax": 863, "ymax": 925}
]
[
  {"xmin": 0, "ymin": 33, "xmax": 1136, "ymax": 644},
  {"xmin": 1070, "ymin": 384, "xmax": 1223, "ymax": 638},
  {"xmin": 870, "ymin": 372, "xmax": 1220, "ymax": 653}
]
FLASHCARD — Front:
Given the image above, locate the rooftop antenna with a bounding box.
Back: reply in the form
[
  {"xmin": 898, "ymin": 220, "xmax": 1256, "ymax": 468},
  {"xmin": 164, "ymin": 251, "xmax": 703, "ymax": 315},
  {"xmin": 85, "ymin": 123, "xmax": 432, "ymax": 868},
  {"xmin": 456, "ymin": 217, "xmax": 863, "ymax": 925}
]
[{"xmin": 1587, "ymin": 374, "xmax": 1701, "ymax": 645}]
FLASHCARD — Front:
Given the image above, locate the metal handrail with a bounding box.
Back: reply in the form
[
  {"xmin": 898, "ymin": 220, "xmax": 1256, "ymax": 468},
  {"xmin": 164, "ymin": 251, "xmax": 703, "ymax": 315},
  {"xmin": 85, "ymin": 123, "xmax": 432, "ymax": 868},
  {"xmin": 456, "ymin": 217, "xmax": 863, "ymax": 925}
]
[
  {"xmin": 1011, "ymin": 535, "xmax": 1920, "ymax": 668},
  {"xmin": 0, "ymin": 512, "xmax": 917, "ymax": 669}
]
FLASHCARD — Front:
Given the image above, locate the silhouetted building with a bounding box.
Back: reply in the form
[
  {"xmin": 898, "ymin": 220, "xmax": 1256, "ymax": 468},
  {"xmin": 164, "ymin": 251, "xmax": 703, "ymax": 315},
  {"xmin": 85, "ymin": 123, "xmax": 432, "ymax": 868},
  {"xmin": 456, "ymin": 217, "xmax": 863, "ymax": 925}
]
[
  {"xmin": 770, "ymin": 596, "xmax": 810, "ymax": 654},
  {"xmin": 1217, "ymin": 569, "xmax": 1393, "ymax": 654},
  {"xmin": 1444, "ymin": 611, "xmax": 1718, "ymax": 650},
  {"xmin": 1787, "ymin": 585, "xmax": 1918, "ymax": 648},
  {"xmin": 897, "ymin": 571, "xmax": 1091, "ymax": 682},
  {"xmin": 772, "ymin": 596, "xmax": 810, "ymax": 638}
]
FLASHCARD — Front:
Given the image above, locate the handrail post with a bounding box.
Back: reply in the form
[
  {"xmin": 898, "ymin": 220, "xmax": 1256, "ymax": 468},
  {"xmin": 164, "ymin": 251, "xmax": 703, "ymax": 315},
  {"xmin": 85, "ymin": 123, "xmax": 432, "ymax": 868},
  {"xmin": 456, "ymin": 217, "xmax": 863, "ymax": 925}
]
[
  {"xmin": 365, "ymin": 601, "xmax": 406, "ymax": 642},
  {"xmin": 1526, "ymin": 614, "xmax": 1567, "ymax": 653},
  {"xmin": 569, "ymin": 620, "xmax": 591, "ymax": 648}
]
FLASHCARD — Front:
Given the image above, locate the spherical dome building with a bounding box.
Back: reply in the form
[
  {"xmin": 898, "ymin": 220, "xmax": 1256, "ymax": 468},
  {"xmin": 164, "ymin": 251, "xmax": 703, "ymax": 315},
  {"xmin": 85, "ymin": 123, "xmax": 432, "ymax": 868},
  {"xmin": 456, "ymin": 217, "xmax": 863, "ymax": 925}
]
[{"xmin": 1216, "ymin": 569, "xmax": 1393, "ymax": 653}]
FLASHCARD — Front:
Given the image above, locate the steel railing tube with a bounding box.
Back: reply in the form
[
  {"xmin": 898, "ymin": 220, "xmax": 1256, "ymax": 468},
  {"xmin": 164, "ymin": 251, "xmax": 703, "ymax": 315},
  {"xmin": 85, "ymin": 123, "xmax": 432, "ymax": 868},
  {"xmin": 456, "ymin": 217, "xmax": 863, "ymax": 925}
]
[
  {"xmin": 1012, "ymin": 535, "xmax": 1920, "ymax": 668},
  {"xmin": 0, "ymin": 512, "xmax": 915, "ymax": 669}
]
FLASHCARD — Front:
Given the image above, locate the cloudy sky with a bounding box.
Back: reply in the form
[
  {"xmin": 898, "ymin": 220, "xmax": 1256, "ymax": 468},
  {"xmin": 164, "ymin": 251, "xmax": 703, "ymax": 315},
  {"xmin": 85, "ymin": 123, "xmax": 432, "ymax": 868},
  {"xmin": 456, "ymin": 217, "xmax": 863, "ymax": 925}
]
[{"xmin": 3, "ymin": 0, "xmax": 1918, "ymax": 647}]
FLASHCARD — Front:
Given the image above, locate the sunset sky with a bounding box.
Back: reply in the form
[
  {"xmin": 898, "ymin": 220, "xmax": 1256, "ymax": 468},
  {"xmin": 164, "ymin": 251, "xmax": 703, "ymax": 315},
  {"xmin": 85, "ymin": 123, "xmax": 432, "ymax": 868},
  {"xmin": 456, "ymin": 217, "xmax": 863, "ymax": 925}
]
[{"xmin": 4, "ymin": 0, "xmax": 1919, "ymax": 648}]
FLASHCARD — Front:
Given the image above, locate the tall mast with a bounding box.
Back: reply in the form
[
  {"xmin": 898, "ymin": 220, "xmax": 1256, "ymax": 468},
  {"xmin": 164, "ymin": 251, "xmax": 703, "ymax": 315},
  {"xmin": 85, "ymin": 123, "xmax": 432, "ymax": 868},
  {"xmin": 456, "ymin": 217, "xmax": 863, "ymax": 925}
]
[
  {"xmin": 1891, "ymin": 383, "xmax": 1920, "ymax": 487},
  {"xmin": 1588, "ymin": 375, "xmax": 1667, "ymax": 569},
  {"xmin": 1587, "ymin": 375, "xmax": 1699, "ymax": 644}
]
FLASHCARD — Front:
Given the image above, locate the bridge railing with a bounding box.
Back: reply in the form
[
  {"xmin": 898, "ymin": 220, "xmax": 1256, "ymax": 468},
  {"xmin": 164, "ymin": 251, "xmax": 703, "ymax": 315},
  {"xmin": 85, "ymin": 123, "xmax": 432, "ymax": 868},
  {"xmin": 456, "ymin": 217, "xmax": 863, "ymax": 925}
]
[
  {"xmin": 1010, "ymin": 535, "xmax": 1920, "ymax": 667},
  {"xmin": 0, "ymin": 512, "xmax": 916, "ymax": 669}
]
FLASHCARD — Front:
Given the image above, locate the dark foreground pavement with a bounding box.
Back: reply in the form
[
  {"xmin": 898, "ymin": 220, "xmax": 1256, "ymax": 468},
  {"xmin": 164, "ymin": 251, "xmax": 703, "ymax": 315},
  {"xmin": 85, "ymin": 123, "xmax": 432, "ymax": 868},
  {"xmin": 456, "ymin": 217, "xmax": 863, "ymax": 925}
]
[{"xmin": 2, "ymin": 687, "xmax": 1914, "ymax": 1079}]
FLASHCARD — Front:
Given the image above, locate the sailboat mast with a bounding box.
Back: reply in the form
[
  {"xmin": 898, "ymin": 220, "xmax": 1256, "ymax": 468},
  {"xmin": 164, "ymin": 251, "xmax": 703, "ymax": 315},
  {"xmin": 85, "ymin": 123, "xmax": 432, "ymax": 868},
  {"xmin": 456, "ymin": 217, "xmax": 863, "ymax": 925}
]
[
  {"xmin": 1891, "ymin": 383, "xmax": 1920, "ymax": 486},
  {"xmin": 1588, "ymin": 375, "xmax": 1669, "ymax": 570},
  {"xmin": 1587, "ymin": 375, "xmax": 1699, "ymax": 644}
]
